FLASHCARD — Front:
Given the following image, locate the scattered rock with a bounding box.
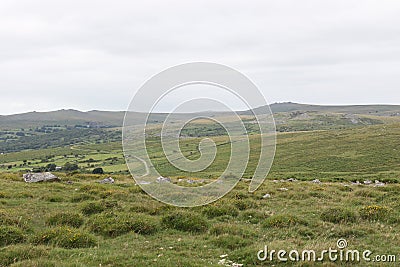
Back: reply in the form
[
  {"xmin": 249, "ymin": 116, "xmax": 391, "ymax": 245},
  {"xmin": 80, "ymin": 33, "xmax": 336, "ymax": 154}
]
[
  {"xmin": 23, "ymin": 172, "xmax": 60, "ymax": 183},
  {"xmin": 187, "ymin": 179, "xmax": 205, "ymax": 184},
  {"xmin": 137, "ymin": 181, "xmax": 151, "ymax": 185},
  {"xmin": 99, "ymin": 177, "xmax": 115, "ymax": 184},
  {"xmin": 272, "ymin": 180, "xmax": 279, "ymax": 183},
  {"xmin": 374, "ymin": 180, "xmax": 385, "ymax": 187},
  {"xmin": 156, "ymin": 176, "xmax": 171, "ymax": 183},
  {"xmin": 262, "ymin": 193, "xmax": 271, "ymax": 199},
  {"xmin": 351, "ymin": 181, "xmax": 362, "ymax": 185},
  {"xmin": 287, "ymin": 178, "xmax": 297, "ymax": 182},
  {"xmin": 311, "ymin": 179, "xmax": 321, "ymax": 184},
  {"xmin": 278, "ymin": 187, "xmax": 289, "ymax": 191},
  {"xmin": 364, "ymin": 180, "xmax": 372, "ymax": 185}
]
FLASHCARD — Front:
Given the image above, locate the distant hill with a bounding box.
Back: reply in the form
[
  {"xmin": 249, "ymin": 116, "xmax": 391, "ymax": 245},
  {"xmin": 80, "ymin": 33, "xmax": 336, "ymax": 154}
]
[
  {"xmin": 1, "ymin": 103, "xmax": 400, "ymax": 129},
  {"xmin": 267, "ymin": 102, "xmax": 400, "ymax": 115}
]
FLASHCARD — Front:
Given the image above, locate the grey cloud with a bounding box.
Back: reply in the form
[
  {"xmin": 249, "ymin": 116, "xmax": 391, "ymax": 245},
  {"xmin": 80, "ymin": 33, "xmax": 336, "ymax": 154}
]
[{"xmin": 0, "ymin": 0, "xmax": 399, "ymax": 114}]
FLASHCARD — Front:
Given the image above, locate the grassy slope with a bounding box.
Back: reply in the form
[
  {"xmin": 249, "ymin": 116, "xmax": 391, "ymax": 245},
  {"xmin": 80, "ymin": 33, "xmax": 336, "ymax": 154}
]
[{"xmin": 0, "ymin": 123, "xmax": 400, "ymax": 266}]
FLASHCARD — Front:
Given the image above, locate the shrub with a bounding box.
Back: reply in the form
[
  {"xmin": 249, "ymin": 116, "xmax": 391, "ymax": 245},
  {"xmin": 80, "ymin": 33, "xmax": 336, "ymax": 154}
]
[
  {"xmin": 202, "ymin": 205, "xmax": 239, "ymax": 218},
  {"xmin": 161, "ymin": 211, "xmax": 208, "ymax": 233},
  {"xmin": 92, "ymin": 167, "xmax": 104, "ymax": 174},
  {"xmin": 87, "ymin": 212, "xmax": 159, "ymax": 237},
  {"xmin": 360, "ymin": 205, "xmax": 389, "ymax": 221},
  {"xmin": 33, "ymin": 227, "xmax": 96, "ymax": 248},
  {"xmin": 320, "ymin": 207, "xmax": 358, "ymax": 224},
  {"xmin": 46, "ymin": 212, "xmax": 84, "ymax": 228},
  {"xmin": 0, "ymin": 226, "xmax": 26, "ymax": 247},
  {"xmin": 263, "ymin": 214, "xmax": 305, "ymax": 228},
  {"xmin": 80, "ymin": 202, "xmax": 105, "ymax": 215}
]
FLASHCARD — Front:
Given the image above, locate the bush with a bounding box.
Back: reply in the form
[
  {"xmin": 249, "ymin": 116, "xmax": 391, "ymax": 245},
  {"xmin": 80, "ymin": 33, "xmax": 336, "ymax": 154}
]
[
  {"xmin": 33, "ymin": 227, "xmax": 96, "ymax": 248},
  {"xmin": 263, "ymin": 214, "xmax": 305, "ymax": 228},
  {"xmin": 80, "ymin": 202, "xmax": 105, "ymax": 215},
  {"xmin": 92, "ymin": 167, "xmax": 104, "ymax": 174},
  {"xmin": 320, "ymin": 207, "xmax": 358, "ymax": 224},
  {"xmin": 202, "ymin": 205, "xmax": 239, "ymax": 219},
  {"xmin": 360, "ymin": 205, "xmax": 389, "ymax": 221},
  {"xmin": 161, "ymin": 211, "xmax": 208, "ymax": 233},
  {"xmin": 46, "ymin": 212, "xmax": 84, "ymax": 228},
  {"xmin": 0, "ymin": 226, "xmax": 26, "ymax": 247},
  {"xmin": 87, "ymin": 212, "xmax": 159, "ymax": 237}
]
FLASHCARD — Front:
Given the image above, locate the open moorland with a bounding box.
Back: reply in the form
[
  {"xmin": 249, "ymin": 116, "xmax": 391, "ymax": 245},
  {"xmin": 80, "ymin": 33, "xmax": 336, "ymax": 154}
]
[{"xmin": 0, "ymin": 103, "xmax": 400, "ymax": 266}]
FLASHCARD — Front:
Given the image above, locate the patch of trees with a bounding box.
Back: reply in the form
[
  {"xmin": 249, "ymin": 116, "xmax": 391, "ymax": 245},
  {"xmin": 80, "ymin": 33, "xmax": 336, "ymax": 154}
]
[
  {"xmin": 92, "ymin": 167, "xmax": 104, "ymax": 174},
  {"xmin": 0, "ymin": 128, "xmax": 121, "ymax": 153}
]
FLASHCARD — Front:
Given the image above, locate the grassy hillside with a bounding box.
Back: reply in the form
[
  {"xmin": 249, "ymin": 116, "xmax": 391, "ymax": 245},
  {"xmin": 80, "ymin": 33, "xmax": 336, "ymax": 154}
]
[
  {"xmin": 0, "ymin": 110, "xmax": 399, "ymax": 266},
  {"xmin": 0, "ymin": 174, "xmax": 399, "ymax": 266}
]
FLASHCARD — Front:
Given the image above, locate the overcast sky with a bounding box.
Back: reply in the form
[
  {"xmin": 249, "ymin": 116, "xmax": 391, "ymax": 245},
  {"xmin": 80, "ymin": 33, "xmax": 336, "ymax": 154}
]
[{"xmin": 0, "ymin": 0, "xmax": 399, "ymax": 114}]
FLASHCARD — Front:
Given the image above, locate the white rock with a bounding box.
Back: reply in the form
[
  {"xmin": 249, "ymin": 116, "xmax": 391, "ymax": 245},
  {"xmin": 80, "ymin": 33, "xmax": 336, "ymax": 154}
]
[
  {"xmin": 278, "ymin": 187, "xmax": 289, "ymax": 191},
  {"xmin": 262, "ymin": 193, "xmax": 271, "ymax": 199},
  {"xmin": 364, "ymin": 180, "xmax": 372, "ymax": 185},
  {"xmin": 23, "ymin": 172, "xmax": 60, "ymax": 183},
  {"xmin": 156, "ymin": 176, "xmax": 171, "ymax": 183},
  {"xmin": 311, "ymin": 179, "xmax": 321, "ymax": 184},
  {"xmin": 99, "ymin": 177, "xmax": 114, "ymax": 184}
]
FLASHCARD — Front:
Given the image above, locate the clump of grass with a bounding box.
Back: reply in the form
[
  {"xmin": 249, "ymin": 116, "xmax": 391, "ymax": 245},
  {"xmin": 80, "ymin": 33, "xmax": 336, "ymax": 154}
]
[
  {"xmin": 209, "ymin": 223, "xmax": 253, "ymax": 238},
  {"xmin": 46, "ymin": 212, "xmax": 84, "ymax": 228},
  {"xmin": 33, "ymin": 227, "xmax": 96, "ymax": 249},
  {"xmin": 263, "ymin": 214, "xmax": 305, "ymax": 228},
  {"xmin": 211, "ymin": 235, "xmax": 251, "ymax": 250},
  {"xmin": 161, "ymin": 211, "xmax": 208, "ymax": 233},
  {"xmin": 360, "ymin": 205, "xmax": 389, "ymax": 221},
  {"xmin": 320, "ymin": 207, "xmax": 358, "ymax": 224},
  {"xmin": 129, "ymin": 202, "xmax": 167, "ymax": 215},
  {"xmin": 354, "ymin": 189, "xmax": 379, "ymax": 198},
  {"xmin": 0, "ymin": 210, "xmax": 29, "ymax": 229},
  {"xmin": 87, "ymin": 212, "xmax": 159, "ymax": 237},
  {"xmin": 0, "ymin": 245, "xmax": 50, "ymax": 266},
  {"xmin": 232, "ymin": 199, "xmax": 258, "ymax": 210},
  {"xmin": 80, "ymin": 201, "xmax": 105, "ymax": 215},
  {"xmin": 0, "ymin": 226, "xmax": 26, "ymax": 247},
  {"xmin": 41, "ymin": 194, "xmax": 64, "ymax": 202},
  {"xmin": 238, "ymin": 209, "xmax": 268, "ymax": 224},
  {"xmin": 70, "ymin": 193, "xmax": 95, "ymax": 203},
  {"xmin": 8, "ymin": 259, "xmax": 58, "ymax": 267},
  {"xmin": 202, "ymin": 205, "xmax": 239, "ymax": 219},
  {"xmin": 0, "ymin": 210, "xmax": 19, "ymax": 225}
]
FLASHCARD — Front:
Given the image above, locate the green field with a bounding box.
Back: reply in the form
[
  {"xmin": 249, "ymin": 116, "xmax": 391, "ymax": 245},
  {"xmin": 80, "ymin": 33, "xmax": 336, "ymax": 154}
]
[{"xmin": 0, "ymin": 108, "xmax": 400, "ymax": 266}]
